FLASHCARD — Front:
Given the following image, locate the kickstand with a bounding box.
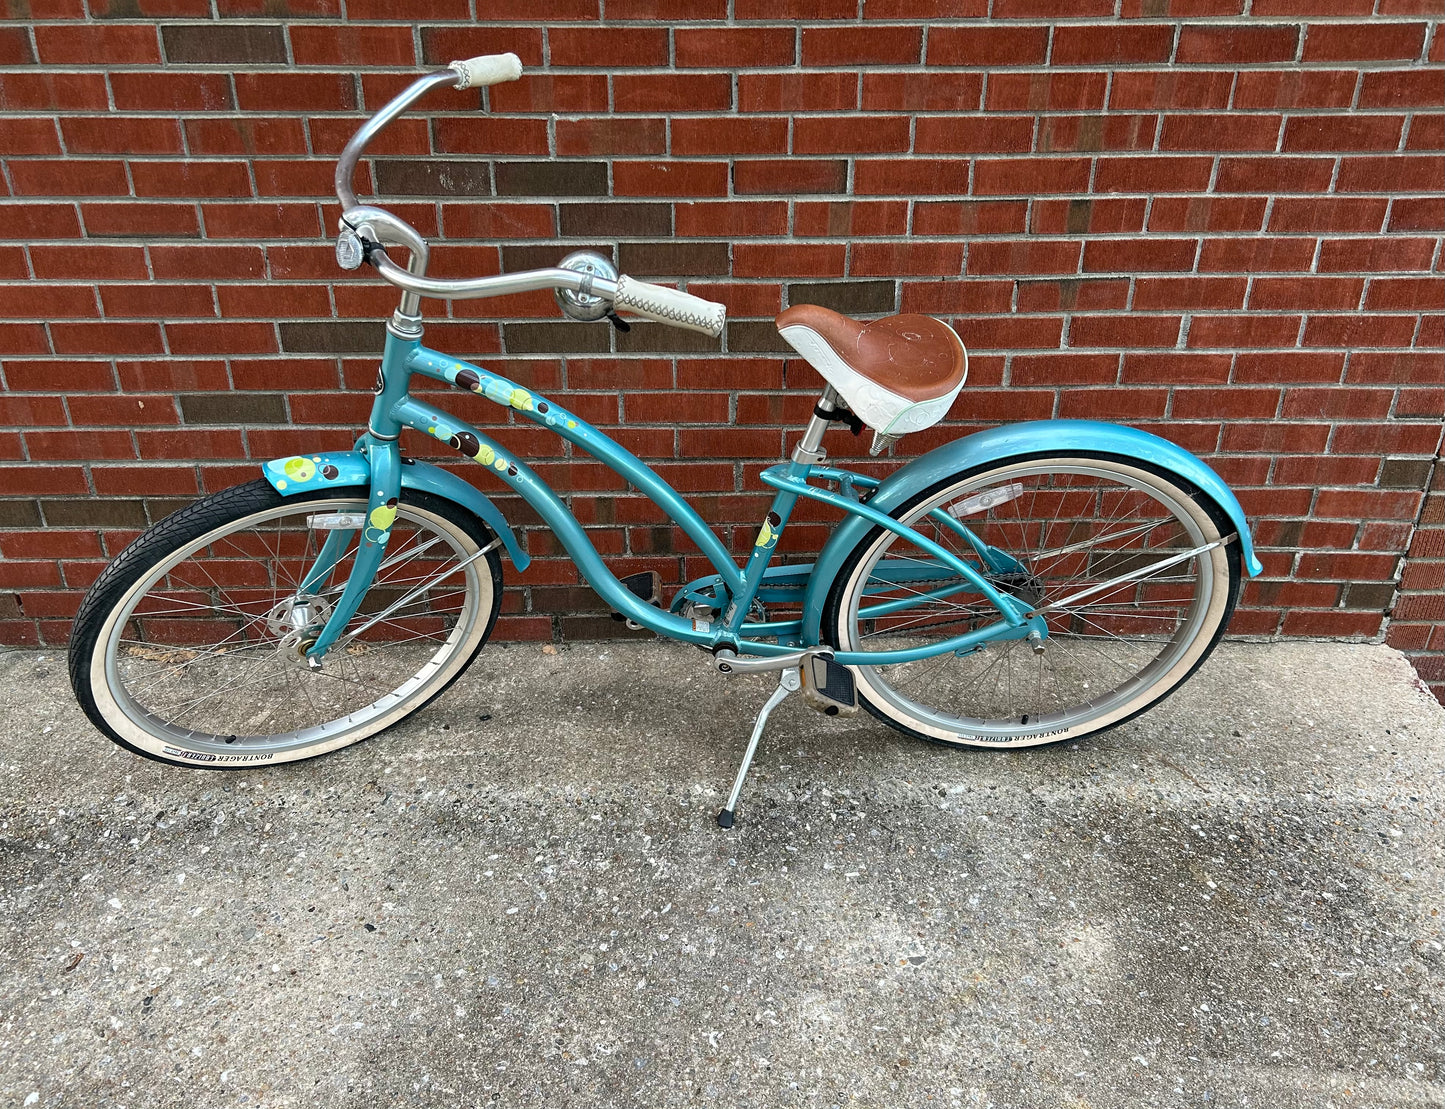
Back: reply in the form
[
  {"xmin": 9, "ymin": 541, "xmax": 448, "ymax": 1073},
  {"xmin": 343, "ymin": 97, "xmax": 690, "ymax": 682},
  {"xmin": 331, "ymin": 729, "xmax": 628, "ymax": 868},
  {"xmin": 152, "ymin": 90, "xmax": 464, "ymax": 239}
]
[{"xmin": 717, "ymin": 667, "xmax": 799, "ymax": 829}]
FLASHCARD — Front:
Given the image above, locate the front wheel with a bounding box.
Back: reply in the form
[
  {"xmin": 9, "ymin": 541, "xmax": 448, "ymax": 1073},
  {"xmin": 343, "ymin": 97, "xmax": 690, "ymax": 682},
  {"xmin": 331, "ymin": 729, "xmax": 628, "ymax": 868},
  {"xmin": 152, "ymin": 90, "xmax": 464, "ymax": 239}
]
[
  {"xmin": 68, "ymin": 480, "xmax": 503, "ymax": 768},
  {"xmin": 823, "ymin": 452, "xmax": 1242, "ymax": 748}
]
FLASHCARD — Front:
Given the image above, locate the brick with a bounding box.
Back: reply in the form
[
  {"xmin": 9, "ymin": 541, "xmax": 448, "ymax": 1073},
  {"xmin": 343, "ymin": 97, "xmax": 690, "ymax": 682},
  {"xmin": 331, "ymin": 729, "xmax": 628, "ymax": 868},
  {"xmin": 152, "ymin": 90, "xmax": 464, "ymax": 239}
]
[
  {"xmin": 1283, "ymin": 115, "xmax": 1405, "ymax": 152},
  {"xmin": 927, "ymin": 25, "xmax": 1048, "ymax": 66},
  {"xmin": 1093, "ymin": 156, "xmax": 1214, "ymax": 193},
  {"xmin": 178, "ymin": 393, "xmax": 287, "ymax": 425},
  {"xmin": 734, "ymin": 243, "xmax": 845, "ymax": 279},
  {"xmin": 914, "ymin": 200, "xmax": 1027, "ymax": 236},
  {"xmin": 1178, "ymin": 24, "xmax": 1300, "ymax": 63},
  {"xmin": 985, "ymin": 72, "xmax": 1108, "ymax": 112},
  {"xmin": 1216, "ymin": 155, "xmax": 1334, "ymax": 193},
  {"xmin": 618, "ymin": 241, "xmax": 729, "ymax": 276},
  {"xmin": 1303, "ymin": 313, "xmax": 1418, "ymax": 348},
  {"xmin": 1270, "ymin": 196, "xmax": 1388, "ymax": 233},
  {"xmin": 801, "ymin": 24, "xmax": 922, "ymax": 65},
  {"xmin": 429, "ymin": 117, "xmax": 554, "ymax": 157},
  {"xmin": 34, "ymin": 24, "xmax": 159, "ymax": 64},
  {"xmin": 1233, "ymin": 350, "xmax": 1346, "ymax": 382},
  {"xmin": 1148, "ymin": 196, "xmax": 1267, "ymax": 233},
  {"xmin": 1281, "ymin": 386, "xmax": 1395, "ymax": 419},
  {"xmin": 185, "ymin": 117, "xmax": 308, "ymax": 157},
  {"xmin": 496, "ymin": 74, "xmax": 611, "ymax": 114},
  {"xmin": 1232, "ymin": 69, "xmax": 1358, "ymax": 110},
  {"xmin": 973, "ymin": 157, "xmax": 1091, "ymax": 196},
  {"xmin": 0, "ymin": 72, "xmax": 109, "ymax": 112},
  {"xmin": 1069, "ymin": 315, "xmax": 1182, "ymax": 348},
  {"xmin": 289, "ymin": 24, "xmax": 418, "ymax": 66},
  {"xmin": 967, "ymin": 240, "xmax": 1081, "ymax": 275},
  {"xmin": 675, "ymin": 27, "xmax": 795, "ymax": 68},
  {"xmin": 131, "ymin": 160, "xmax": 253, "ymax": 199},
  {"xmin": 1084, "ymin": 238, "xmax": 1197, "ymax": 273},
  {"xmin": 675, "ymin": 117, "xmax": 791, "ymax": 157},
  {"xmin": 1172, "ymin": 386, "xmax": 1279, "ymax": 418},
  {"xmin": 739, "ymin": 72, "xmax": 857, "ymax": 113},
  {"xmin": 852, "ymin": 242, "xmax": 963, "ymax": 276},
  {"xmin": 1110, "ymin": 70, "xmax": 1233, "ymax": 111},
  {"xmin": 1039, "ymin": 114, "xmax": 1158, "ymax": 153},
  {"xmin": 797, "ymin": 115, "xmax": 911, "ymax": 155},
  {"xmin": 495, "ymin": 161, "xmax": 607, "ymax": 197},
  {"xmin": 1198, "ymin": 238, "xmax": 1316, "ymax": 273},
  {"xmin": 1336, "ymin": 156, "xmax": 1445, "ymax": 193},
  {"xmin": 1388, "ymin": 197, "xmax": 1445, "ymax": 232},
  {"xmin": 787, "ymin": 281, "xmax": 895, "ymax": 315},
  {"xmin": 1134, "ymin": 277, "xmax": 1248, "ymax": 311},
  {"xmin": 31, "ymin": 245, "xmax": 147, "ymax": 281},
  {"xmin": 556, "ymin": 117, "xmax": 667, "ymax": 157},
  {"xmin": 552, "ymin": 26, "xmax": 672, "ymax": 67},
  {"xmin": 735, "ymin": 160, "xmax": 847, "ymax": 196},
  {"xmin": 11, "ymin": 161, "xmax": 130, "ymax": 198},
  {"xmin": 1121, "ymin": 353, "xmax": 1233, "ymax": 385},
  {"xmin": 1347, "ymin": 351, "xmax": 1445, "ymax": 384},
  {"xmin": 1302, "ymin": 22, "xmax": 1428, "ymax": 62},
  {"xmin": 110, "ymin": 71, "xmax": 234, "ymax": 113},
  {"xmin": 675, "ymin": 201, "xmax": 786, "ymax": 238},
  {"xmin": 862, "ymin": 72, "xmax": 983, "ymax": 112},
  {"xmin": 1317, "ymin": 236, "xmax": 1437, "ymax": 273},
  {"xmin": 417, "ymin": 26, "xmax": 545, "ymax": 68},
  {"xmin": 1361, "ymin": 71, "xmax": 1445, "ymax": 109},
  {"xmin": 1057, "ymin": 387, "xmax": 1169, "ymax": 419},
  {"xmin": 0, "ymin": 119, "xmax": 61, "ymax": 156},
  {"xmin": 1051, "ymin": 25, "xmax": 1174, "ymax": 65},
  {"xmin": 614, "ymin": 161, "xmax": 729, "ymax": 197},
  {"xmin": 51, "ymin": 322, "xmax": 165, "ymax": 355},
  {"xmin": 914, "ymin": 116, "xmax": 1034, "ymax": 154},
  {"xmin": 1160, "ymin": 113, "xmax": 1282, "ymax": 151},
  {"xmin": 560, "ymin": 203, "xmax": 671, "ymax": 238},
  {"xmin": 614, "ymin": 73, "xmax": 733, "ymax": 113},
  {"xmin": 1364, "ymin": 278, "xmax": 1445, "ymax": 311},
  {"xmin": 102, "ymin": 284, "xmax": 216, "ymax": 319},
  {"xmin": 1015, "ymin": 278, "xmax": 1128, "ymax": 312},
  {"xmin": 794, "ymin": 200, "xmax": 909, "ymax": 237},
  {"xmin": 161, "ymin": 23, "xmax": 285, "ymax": 64}
]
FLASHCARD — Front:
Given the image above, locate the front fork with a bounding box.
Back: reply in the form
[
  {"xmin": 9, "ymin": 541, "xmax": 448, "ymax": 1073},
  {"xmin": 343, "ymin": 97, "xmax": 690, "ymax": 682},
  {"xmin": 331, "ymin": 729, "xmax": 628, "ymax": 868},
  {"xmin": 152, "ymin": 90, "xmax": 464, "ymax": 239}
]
[{"xmin": 300, "ymin": 445, "xmax": 404, "ymax": 663}]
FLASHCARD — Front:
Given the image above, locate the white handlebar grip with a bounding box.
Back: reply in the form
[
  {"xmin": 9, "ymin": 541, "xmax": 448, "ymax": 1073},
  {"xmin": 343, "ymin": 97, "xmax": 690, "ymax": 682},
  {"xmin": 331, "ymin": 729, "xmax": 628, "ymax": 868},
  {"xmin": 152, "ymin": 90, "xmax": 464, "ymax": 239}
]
[
  {"xmin": 449, "ymin": 53, "xmax": 523, "ymax": 89},
  {"xmin": 612, "ymin": 275, "xmax": 726, "ymax": 338}
]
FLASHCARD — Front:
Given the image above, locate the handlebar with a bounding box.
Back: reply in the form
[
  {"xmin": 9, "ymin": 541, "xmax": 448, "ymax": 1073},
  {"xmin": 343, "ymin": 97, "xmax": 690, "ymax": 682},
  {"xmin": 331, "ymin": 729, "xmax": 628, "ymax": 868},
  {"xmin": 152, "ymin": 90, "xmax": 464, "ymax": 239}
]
[{"xmin": 334, "ymin": 54, "xmax": 727, "ymax": 340}]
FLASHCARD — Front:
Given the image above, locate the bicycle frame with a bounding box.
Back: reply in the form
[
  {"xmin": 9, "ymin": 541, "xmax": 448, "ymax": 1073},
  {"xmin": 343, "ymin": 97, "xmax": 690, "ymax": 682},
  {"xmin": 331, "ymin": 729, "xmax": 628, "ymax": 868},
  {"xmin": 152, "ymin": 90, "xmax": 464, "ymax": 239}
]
[{"xmin": 283, "ymin": 326, "xmax": 1042, "ymax": 667}]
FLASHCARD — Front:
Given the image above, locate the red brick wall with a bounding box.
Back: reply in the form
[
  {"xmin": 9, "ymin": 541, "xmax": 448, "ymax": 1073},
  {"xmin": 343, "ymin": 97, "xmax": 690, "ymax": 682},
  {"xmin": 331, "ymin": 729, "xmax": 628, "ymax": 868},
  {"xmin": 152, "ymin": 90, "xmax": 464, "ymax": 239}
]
[{"xmin": 0, "ymin": 4, "xmax": 1441, "ymax": 694}]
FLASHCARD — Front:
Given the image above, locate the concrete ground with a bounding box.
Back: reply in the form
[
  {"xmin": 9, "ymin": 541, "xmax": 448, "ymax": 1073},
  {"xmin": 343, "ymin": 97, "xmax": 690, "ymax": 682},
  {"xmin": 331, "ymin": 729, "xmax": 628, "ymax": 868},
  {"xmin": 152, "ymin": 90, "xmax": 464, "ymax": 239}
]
[{"xmin": 0, "ymin": 640, "xmax": 1441, "ymax": 1109}]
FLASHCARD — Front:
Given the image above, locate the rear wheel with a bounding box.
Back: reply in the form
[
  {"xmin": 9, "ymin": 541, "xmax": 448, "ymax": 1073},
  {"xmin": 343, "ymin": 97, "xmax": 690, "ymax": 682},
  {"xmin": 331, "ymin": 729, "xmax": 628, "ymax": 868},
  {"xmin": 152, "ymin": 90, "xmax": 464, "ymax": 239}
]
[
  {"xmin": 68, "ymin": 480, "xmax": 502, "ymax": 767},
  {"xmin": 823, "ymin": 453, "xmax": 1241, "ymax": 748}
]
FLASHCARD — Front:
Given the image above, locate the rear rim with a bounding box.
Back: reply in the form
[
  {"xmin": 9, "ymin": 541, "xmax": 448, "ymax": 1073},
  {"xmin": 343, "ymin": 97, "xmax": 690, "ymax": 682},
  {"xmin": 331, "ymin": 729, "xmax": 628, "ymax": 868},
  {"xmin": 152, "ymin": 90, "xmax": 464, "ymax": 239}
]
[
  {"xmin": 88, "ymin": 495, "xmax": 492, "ymax": 763},
  {"xmin": 834, "ymin": 456, "xmax": 1234, "ymax": 747}
]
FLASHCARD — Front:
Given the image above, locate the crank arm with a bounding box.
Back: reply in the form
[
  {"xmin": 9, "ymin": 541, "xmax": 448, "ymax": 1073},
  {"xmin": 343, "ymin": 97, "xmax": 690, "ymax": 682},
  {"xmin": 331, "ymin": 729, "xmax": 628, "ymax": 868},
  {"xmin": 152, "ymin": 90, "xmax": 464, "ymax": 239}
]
[{"xmin": 713, "ymin": 646, "xmax": 834, "ymax": 675}]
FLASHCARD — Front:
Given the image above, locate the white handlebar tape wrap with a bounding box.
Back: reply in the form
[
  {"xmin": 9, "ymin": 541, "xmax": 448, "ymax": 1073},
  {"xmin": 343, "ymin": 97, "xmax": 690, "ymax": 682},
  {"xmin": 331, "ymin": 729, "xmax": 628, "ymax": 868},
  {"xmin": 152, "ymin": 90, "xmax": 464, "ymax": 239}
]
[
  {"xmin": 449, "ymin": 53, "xmax": 524, "ymax": 89},
  {"xmin": 612, "ymin": 276, "xmax": 726, "ymax": 338}
]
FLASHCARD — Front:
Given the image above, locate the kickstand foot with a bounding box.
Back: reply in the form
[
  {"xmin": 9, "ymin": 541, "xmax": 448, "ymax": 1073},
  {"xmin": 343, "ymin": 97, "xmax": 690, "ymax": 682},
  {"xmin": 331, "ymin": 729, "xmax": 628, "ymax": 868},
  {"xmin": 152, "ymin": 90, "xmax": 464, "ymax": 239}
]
[{"xmin": 716, "ymin": 667, "xmax": 798, "ymax": 830}]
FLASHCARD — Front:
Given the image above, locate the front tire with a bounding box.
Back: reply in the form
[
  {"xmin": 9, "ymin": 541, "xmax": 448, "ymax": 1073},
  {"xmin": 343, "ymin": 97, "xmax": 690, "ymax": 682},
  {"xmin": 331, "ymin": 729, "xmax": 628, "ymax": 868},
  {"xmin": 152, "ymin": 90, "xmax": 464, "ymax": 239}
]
[
  {"xmin": 68, "ymin": 480, "xmax": 503, "ymax": 768},
  {"xmin": 823, "ymin": 452, "xmax": 1242, "ymax": 749}
]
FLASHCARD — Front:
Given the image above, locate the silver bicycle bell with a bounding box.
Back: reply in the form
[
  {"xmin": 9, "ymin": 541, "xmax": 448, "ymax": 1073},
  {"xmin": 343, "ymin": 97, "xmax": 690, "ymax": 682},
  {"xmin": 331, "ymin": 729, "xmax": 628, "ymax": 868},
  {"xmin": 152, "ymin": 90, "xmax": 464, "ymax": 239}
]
[{"xmin": 554, "ymin": 250, "xmax": 618, "ymax": 323}]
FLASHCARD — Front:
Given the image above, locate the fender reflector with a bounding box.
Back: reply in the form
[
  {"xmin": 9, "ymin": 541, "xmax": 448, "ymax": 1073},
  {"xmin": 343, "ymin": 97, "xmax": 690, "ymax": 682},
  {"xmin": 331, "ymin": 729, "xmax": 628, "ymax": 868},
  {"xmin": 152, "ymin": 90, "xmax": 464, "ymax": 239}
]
[{"xmin": 948, "ymin": 482, "xmax": 1024, "ymax": 518}]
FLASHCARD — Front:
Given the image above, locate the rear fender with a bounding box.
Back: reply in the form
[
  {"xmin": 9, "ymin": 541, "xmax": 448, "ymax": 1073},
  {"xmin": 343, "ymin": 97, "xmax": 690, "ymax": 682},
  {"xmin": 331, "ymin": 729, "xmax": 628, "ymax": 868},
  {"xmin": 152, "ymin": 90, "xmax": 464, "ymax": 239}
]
[
  {"xmin": 261, "ymin": 451, "xmax": 528, "ymax": 571},
  {"xmin": 800, "ymin": 419, "xmax": 1262, "ymax": 644}
]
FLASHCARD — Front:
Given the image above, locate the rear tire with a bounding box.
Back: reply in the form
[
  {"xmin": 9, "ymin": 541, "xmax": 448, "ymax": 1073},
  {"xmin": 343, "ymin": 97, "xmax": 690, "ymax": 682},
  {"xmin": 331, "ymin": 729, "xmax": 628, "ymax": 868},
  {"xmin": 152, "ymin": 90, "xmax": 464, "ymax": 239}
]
[
  {"xmin": 822, "ymin": 452, "xmax": 1242, "ymax": 749},
  {"xmin": 68, "ymin": 480, "xmax": 503, "ymax": 768}
]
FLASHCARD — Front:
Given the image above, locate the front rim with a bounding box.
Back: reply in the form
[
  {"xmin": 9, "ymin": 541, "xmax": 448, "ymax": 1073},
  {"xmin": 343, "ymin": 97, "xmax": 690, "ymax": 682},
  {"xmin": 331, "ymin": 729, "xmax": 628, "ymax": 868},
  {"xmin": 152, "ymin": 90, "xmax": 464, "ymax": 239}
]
[
  {"xmin": 90, "ymin": 496, "xmax": 489, "ymax": 763},
  {"xmin": 837, "ymin": 458, "xmax": 1231, "ymax": 746}
]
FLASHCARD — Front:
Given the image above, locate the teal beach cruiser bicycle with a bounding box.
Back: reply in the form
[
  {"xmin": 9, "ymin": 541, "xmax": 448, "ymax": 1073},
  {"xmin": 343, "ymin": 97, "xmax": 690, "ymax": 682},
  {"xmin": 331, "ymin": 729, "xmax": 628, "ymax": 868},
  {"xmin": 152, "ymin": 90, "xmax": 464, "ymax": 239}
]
[{"xmin": 69, "ymin": 56, "xmax": 1264, "ymax": 827}]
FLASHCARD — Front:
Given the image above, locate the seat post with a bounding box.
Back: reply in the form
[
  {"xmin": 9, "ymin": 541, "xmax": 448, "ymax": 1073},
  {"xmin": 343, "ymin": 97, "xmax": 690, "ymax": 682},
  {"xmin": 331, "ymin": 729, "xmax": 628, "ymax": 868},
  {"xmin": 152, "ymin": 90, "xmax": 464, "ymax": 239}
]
[{"xmin": 793, "ymin": 385, "xmax": 841, "ymax": 464}]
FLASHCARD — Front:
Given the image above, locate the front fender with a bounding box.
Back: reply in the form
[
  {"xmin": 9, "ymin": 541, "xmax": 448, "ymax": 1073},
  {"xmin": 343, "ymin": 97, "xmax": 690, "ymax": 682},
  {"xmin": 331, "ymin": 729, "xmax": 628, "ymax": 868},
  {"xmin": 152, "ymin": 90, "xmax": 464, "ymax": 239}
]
[
  {"xmin": 800, "ymin": 420, "xmax": 1262, "ymax": 644},
  {"xmin": 260, "ymin": 451, "xmax": 529, "ymax": 571}
]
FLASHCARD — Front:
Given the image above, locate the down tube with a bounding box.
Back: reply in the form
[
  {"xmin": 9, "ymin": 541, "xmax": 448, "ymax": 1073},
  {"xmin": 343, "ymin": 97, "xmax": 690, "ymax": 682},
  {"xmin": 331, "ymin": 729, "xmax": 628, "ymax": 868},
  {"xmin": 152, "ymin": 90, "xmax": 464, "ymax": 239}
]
[
  {"xmin": 391, "ymin": 396, "xmax": 713, "ymax": 645},
  {"xmin": 406, "ymin": 344, "xmax": 743, "ymax": 595}
]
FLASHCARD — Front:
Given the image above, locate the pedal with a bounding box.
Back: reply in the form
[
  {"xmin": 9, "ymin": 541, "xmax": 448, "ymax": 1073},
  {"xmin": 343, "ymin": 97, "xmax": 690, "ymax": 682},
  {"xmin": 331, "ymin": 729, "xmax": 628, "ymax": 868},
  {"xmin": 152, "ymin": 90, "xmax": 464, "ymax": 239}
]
[
  {"xmin": 799, "ymin": 655, "xmax": 858, "ymax": 717},
  {"xmin": 611, "ymin": 570, "xmax": 662, "ymax": 622}
]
